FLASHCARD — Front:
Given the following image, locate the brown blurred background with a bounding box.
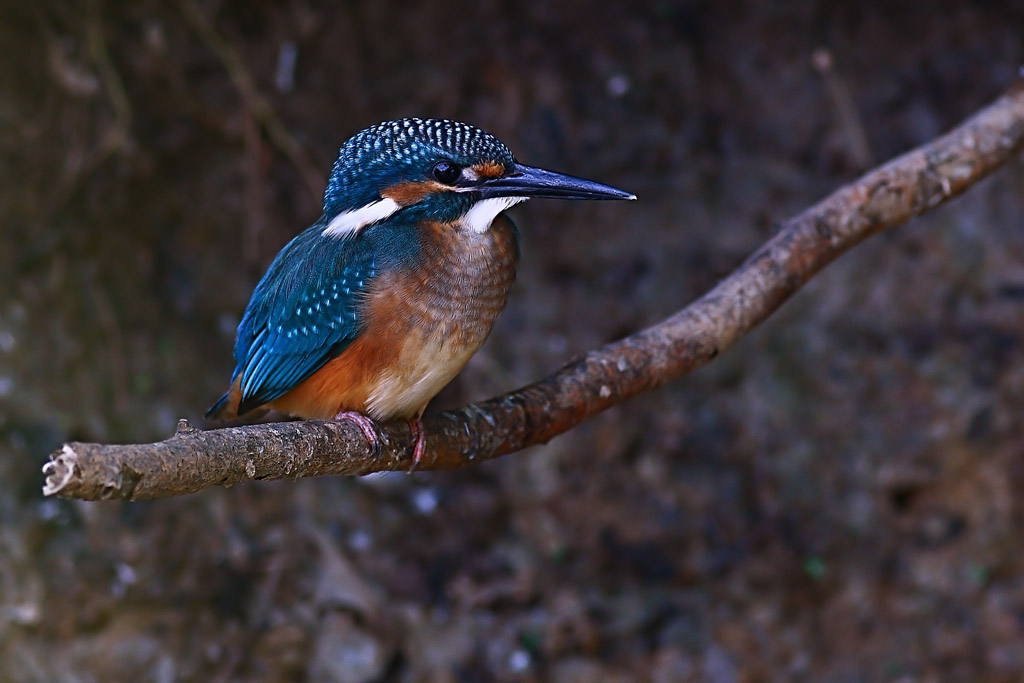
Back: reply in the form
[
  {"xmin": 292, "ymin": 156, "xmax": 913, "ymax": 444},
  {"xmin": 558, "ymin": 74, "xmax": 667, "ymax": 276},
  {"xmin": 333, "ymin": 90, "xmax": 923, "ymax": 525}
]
[{"xmin": 3, "ymin": 1, "xmax": 1024, "ymax": 680}]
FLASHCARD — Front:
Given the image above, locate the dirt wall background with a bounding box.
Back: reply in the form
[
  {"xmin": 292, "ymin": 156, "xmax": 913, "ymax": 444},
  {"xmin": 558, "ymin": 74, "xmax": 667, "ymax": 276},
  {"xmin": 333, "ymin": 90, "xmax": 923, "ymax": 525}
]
[{"xmin": 2, "ymin": 1, "xmax": 1024, "ymax": 680}]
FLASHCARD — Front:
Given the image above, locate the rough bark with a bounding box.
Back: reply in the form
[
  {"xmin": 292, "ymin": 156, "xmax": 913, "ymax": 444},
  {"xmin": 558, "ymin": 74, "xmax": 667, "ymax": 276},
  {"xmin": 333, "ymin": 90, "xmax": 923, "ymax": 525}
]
[{"xmin": 44, "ymin": 81, "xmax": 1024, "ymax": 501}]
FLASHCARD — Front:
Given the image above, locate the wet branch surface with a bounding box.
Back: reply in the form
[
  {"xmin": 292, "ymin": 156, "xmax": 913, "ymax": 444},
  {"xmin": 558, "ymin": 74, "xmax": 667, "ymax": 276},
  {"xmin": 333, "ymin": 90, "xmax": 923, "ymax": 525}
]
[{"xmin": 44, "ymin": 82, "xmax": 1024, "ymax": 501}]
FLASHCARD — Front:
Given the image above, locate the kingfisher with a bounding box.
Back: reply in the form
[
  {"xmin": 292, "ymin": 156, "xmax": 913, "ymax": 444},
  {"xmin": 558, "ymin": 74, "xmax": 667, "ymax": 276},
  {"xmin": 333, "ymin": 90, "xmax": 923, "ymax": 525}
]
[{"xmin": 207, "ymin": 118, "xmax": 634, "ymax": 463}]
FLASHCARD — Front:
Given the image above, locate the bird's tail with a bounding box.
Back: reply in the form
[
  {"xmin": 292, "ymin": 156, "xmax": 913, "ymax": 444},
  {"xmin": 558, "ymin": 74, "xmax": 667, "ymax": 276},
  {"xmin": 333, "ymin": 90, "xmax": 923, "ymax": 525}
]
[
  {"xmin": 205, "ymin": 377, "xmax": 242, "ymax": 421},
  {"xmin": 205, "ymin": 392, "xmax": 233, "ymax": 420}
]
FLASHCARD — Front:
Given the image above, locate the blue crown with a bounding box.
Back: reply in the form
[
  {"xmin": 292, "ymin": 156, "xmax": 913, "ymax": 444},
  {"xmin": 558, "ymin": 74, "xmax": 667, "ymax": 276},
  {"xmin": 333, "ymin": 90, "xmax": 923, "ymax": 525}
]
[{"xmin": 324, "ymin": 118, "xmax": 516, "ymax": 214}]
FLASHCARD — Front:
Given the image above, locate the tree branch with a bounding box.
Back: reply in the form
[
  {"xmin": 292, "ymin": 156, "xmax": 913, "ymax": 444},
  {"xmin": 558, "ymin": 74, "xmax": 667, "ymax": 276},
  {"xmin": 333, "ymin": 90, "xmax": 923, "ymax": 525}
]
[{"xmin": 44, "ymin": 81, "xmax": 1024, "ymax": 501}]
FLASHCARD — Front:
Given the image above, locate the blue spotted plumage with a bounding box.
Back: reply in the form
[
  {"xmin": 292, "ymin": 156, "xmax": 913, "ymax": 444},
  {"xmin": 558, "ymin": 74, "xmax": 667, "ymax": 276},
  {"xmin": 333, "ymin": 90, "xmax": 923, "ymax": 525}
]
[
  {"xmin": 207, "ymin": 117, "xmax": 634, "ymax": 463},
  {"xmin": 233, "ymin": 225, "xmax": 376, "ymax": 414},
  {"xmin": 211, "ymin": 211, "xmax": 427, "ymax": 416},
  {"xmin": 324, "ymin": 119, "xmax": 515, "ymax": 217}
]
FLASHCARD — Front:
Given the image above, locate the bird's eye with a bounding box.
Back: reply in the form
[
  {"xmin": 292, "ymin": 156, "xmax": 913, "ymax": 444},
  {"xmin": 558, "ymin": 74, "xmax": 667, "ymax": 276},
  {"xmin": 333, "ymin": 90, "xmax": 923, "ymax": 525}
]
[{"xmin": 432, "ymin": 161, "xmax": 462, "ymax": 185}]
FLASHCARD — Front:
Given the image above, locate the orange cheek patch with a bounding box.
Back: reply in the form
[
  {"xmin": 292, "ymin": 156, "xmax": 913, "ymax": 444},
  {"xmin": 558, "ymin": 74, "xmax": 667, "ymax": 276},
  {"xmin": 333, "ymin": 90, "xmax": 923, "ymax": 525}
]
[
  {"xmin": 472, "ymin": 161, "xmax": 506, "ymax": 179},
  {"xmin": 382, "ymin": 180, "xmax": 445, "ymax": 205}
]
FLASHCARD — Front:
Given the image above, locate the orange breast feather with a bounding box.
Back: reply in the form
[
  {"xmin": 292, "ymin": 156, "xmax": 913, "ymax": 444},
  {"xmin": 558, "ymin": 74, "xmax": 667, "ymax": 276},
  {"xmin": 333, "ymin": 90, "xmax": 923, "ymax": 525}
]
[{"xmin": 270, "ymin": 217, "xmax": 518, "ymax": 421}]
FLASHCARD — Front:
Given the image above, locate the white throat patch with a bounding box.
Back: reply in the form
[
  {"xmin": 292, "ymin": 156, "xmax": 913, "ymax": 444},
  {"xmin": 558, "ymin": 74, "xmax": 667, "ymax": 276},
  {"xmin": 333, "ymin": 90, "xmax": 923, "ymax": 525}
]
[
  {"xmin": 322, "ymin": 198, "xmax": 401, "ymax": 238},
  {"xmin": 463, "ymin": 196, "xmax": 527, "ymax": 234}
]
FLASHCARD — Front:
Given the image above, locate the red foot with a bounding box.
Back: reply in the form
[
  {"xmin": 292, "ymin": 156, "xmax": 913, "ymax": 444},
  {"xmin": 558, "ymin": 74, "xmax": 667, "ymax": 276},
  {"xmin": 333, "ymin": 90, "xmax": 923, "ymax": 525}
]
[
  {"xmin": 408, "ymin": 417, "xmax": 426, "ymax": 471},
  {"xmin": 333, "ymin": 410, "xmax": 380, "ymax": 454}
]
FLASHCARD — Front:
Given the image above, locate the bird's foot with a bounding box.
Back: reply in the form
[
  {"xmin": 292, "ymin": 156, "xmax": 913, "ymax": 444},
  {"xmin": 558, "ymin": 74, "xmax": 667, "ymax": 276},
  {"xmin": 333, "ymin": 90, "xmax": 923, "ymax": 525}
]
[
  {"xmin": 407, "ymin": 417, "xmax": 426, "ymax": 472},
  {"xmin": 333, "ymin": 410, "xmax": 380, "ymax": 455}
]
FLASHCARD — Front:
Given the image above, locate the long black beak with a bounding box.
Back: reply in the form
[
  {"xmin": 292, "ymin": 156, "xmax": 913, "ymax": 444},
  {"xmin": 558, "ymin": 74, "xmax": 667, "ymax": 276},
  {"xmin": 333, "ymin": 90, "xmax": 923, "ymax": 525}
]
[{"xmin": 478, "ymin": 163, "xmax": 636, "ymax": 201}]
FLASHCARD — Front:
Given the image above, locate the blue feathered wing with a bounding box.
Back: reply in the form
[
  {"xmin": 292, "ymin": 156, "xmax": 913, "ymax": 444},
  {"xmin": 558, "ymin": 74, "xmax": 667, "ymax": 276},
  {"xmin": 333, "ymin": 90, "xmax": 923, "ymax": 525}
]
[{"xmin": 207, "ymin": 226, "xmax": 378, "ymax": 417}]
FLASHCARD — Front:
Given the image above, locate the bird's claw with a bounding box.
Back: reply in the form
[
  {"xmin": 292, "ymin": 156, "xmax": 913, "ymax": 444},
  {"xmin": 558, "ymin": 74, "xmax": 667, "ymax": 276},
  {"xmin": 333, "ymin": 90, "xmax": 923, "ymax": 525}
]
[
  {"xmin": 333, "ymin": 410, "xmax": 381, "ymax": 456},
  {"xmin": 407, "ymin": 418, "xmax": 426, "ymax": 472}
]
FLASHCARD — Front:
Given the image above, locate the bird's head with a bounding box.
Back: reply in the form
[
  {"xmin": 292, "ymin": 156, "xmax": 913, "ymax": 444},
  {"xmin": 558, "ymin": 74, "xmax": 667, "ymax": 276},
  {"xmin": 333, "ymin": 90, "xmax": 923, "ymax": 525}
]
[{"xmin": 320, "ymin": 118, "xmax": 634, "ymax": 238}]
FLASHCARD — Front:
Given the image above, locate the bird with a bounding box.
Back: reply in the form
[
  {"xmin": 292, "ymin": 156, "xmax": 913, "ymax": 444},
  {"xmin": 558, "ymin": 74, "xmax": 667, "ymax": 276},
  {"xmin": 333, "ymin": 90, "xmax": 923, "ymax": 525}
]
[{"xmin": 207, "ymin": 118, "xmax": 635, "ymax": 463}]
